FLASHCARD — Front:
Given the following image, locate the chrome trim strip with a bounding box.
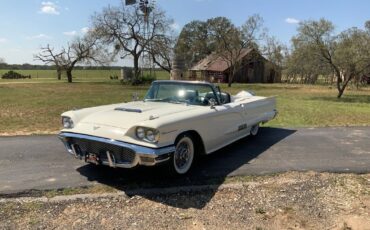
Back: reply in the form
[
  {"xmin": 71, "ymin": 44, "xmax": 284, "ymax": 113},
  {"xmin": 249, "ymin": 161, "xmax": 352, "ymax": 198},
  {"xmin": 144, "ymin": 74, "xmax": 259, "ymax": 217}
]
[
  {"xmin": 114, "ymin": 107, "xmax": 142, "ymax": 113},
  {"xmin": 106, "ymin": 151, "xmax": 116, "ymax": 168},
  {"xmin": 58, "ymin": 132, "xmax": 175, "ymax": 168},
  {"xmin": 58, "ymin": 132, "xmax": 175, "ymax": 156}
]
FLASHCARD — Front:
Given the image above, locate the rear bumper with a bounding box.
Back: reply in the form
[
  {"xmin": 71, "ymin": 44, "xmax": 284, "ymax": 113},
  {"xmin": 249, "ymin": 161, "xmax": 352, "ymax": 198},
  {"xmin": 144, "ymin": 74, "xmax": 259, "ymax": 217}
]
[{"xmin": 58, "ymin": 132, "xmax": 174, "ymax": 168}]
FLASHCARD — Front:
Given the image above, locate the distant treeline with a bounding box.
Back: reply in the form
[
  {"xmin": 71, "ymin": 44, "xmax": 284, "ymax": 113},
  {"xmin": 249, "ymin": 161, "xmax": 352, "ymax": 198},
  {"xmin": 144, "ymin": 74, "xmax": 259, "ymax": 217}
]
[
  {"xmin": 0, "ymin": 63, "xmax": 164, "ymax": 71},
  {"xmin": 0, "ymin": 63, "xmax": 124, "ymax": 70}
]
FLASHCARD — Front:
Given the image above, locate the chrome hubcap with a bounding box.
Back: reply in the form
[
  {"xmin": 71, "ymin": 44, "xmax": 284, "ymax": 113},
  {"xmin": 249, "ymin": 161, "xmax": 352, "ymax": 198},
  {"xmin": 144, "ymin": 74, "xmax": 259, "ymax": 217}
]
[
  {"xmin": 251, "ymin": 124, "xmax": 259, "ymax": 135},
  {"xmin": 173, "ymin": 137, "xmax": 194, "ymax": 174},
  {"xmin": 175, "ymin": 142, "xmax": 190, "ymax": 169}
]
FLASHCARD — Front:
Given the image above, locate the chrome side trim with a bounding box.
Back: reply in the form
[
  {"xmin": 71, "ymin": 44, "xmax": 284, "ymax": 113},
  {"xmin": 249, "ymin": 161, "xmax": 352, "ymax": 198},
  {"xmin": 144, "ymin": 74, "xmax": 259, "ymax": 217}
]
[{"xmin": 114, "ymin": 107, "xmax": 142, "ymax": 113}]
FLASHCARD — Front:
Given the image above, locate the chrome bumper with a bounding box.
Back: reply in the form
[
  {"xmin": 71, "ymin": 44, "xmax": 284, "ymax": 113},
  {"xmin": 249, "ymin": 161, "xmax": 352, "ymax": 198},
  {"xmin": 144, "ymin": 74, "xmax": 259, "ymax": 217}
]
[{"xmin": 58, "ymin": 132, "xmax": 174, "ymax": 168}]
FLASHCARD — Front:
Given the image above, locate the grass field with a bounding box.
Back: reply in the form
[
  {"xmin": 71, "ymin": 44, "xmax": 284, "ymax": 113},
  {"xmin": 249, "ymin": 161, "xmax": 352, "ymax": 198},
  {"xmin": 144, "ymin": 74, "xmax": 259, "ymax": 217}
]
[
  {"xmin": 0, "ymin": 69, "xmax": 170, "ymax": 83},
  {"xmin": 0, "ymin": 70, "xmax": 369, "ymax": 135}
]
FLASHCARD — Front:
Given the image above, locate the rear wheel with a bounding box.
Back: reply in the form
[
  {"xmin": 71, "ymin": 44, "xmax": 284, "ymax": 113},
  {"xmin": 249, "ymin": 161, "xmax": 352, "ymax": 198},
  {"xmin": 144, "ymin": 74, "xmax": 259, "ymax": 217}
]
[
  {"xmin": 170, "ymin": 135, "xmax": 195, "ymax": 175},
  {"xmin": 250, "ymin": 123, "xmax": 260, "ymax": 136}
]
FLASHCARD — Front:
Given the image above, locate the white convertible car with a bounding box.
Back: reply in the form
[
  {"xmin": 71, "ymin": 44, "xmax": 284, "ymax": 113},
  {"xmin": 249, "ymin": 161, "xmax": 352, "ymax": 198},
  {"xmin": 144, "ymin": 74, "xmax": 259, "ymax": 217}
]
[{"xmin": 59, "ymin": 80, "xmax": 277, "ymax": 175}]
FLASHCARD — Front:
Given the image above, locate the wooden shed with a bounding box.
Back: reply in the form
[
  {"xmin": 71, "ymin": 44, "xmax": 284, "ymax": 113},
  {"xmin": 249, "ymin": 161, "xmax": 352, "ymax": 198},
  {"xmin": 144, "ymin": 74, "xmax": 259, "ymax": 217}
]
[{"xmin": 189, "ymin": 48, "xmax": 281, "ymax": 83}]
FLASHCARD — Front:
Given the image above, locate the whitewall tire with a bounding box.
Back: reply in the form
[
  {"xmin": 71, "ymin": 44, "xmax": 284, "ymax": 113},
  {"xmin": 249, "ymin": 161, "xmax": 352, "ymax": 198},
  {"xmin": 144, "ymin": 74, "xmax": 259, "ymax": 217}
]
[
  {"xmin": 171, "ymin": 136, "xmax": 195, "ymax": 175},
  {"xmin": 250, "ymin": 123, "xmax": 260, "ymax": 136}
]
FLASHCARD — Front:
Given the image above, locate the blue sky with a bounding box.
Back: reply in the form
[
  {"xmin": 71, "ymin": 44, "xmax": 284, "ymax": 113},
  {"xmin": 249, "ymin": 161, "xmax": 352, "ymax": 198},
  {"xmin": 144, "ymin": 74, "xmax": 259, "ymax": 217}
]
[{"xmin": 0, "ymin": 0, "xmax": 369, "ymax": 64}]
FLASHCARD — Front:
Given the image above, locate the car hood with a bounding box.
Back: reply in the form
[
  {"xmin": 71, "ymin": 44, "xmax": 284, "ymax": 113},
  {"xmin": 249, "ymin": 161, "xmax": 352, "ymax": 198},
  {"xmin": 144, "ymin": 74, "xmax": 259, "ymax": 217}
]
[{"xmin": 79, "ymin": 101, "xmax": 198, "ymax": 129}]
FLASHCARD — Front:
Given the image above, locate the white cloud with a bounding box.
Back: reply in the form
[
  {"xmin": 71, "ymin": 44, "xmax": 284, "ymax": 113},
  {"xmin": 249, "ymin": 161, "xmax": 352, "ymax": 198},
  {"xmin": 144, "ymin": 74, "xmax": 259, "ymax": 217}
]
[
  {"xmin": 170, "ymin": 22, "xmax": 180, "ymax": 31},
  {"xmin": 81, "ymin": 27, "xmax": 90, "ymax": 34},
  {"xmin": 63, "ymin": 30, "xmax": 77, "ymax": 36},
  {"xmin": 0, "ymin": 38, "xmax": 7, "ymax": 43},
  {"xmin": 26, "ymin": 34, "xmax": 52, "ymax": 40},
  {"xmin": 285, "ymin": 17, "xmax": 300, "ymax": 24},
  {"xmin": 39, "ymin": 1, "xmax": 60, "ymax": 15}
]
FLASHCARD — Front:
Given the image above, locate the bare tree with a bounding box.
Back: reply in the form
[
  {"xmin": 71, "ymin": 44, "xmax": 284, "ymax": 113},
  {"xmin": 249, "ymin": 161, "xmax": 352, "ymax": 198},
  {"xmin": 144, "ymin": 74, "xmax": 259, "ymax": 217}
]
[
  {"xmin": 0, "ymin": 57, "xmax": 5, "ymax": 64},
  {"xmin": 60, "ymin": 35, "xmax": 107, "ymax": 83},
  {"xmin": 34, "ymin": 45, "xmax": 64, "ymax": 80},
  {"xmin": 148, "ymin": 34, "xmax": 176, "ymax": 72},
  {"xmin": 92, "ymin": 5, "xmax": 173, "ymax": 80},
  {"xmin": 35, "ymin": 33, "xmax": 107, "ymax": 83}
]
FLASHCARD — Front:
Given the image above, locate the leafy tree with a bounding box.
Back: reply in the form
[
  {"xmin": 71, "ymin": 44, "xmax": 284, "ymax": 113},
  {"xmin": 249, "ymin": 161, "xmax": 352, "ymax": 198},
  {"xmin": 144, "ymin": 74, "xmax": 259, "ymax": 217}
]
[
  {"xmin": 175, "ymin": 20, "xmax": 210, "ymax": 68},
  {"xmin": 294, "ymin": 19, "xmax": 370, "ymax": 97},
  {"xmin": 261, "ymin": 36, "xmax": 287, "ymax": 69},
  {"xmin": 285, "ymin": 39, "xmax": 332, "ymax": 84},
  {"xmin": 207, "ymin": 17, "xmax": 245, "ymax": 87},
  {"xmin": 365, "ymin": 20, "xmax": 370, "ymax": 32},
  {"xmin": 208, "ymin": 15, "xmax": 265, "ymax": 87},
  {"xmin": 176, "ymin": 15, "xmax": 268, "ymax": 86}
]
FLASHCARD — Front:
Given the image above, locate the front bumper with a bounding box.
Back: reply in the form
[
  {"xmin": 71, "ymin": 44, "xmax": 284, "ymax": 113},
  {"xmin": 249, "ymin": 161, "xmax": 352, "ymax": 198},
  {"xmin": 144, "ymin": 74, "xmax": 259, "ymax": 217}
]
[{"xmin": 58, "ymin": 132, "xmax": 174, "ymax": 168}]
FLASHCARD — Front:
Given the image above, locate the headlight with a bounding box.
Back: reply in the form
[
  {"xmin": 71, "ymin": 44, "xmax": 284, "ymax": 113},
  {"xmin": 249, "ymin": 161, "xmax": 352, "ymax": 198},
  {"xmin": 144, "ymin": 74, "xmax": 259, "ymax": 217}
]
[
  {"xmin": 62, "ymin": 116, "xmax": 74, "ymax": 129},
  {"xmin": 135, "ymin": 127, "xmax": 159, "ymax": 143},
  {"xmin": 136, "ymin": 127, "xmax": 145, "ymax": 139}
]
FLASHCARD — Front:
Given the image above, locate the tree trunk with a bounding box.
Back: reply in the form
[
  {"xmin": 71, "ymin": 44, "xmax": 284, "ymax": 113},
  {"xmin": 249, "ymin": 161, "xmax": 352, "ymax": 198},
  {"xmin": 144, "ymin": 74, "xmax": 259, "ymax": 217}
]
[
  {"xmin": 66, "ymin": 70, "xmax": 73, "ymax": 83},
  {"xmin": 336, "ymin": 72, "xmax": 352, "ymax": 98},
  {"xmin": 57, "ymin": 69, "xmax": 62, "ymax": 80},
  {"xmin": 337, "ymin": 88, "xmax": 344, "ymax": 98},
  {"xmin": 133, "ymin": 55, "xmax": 140, "ymax": 81},
  {"xmin": 228, "ymin": 71, "xmax": 233, "ymax": 87}
]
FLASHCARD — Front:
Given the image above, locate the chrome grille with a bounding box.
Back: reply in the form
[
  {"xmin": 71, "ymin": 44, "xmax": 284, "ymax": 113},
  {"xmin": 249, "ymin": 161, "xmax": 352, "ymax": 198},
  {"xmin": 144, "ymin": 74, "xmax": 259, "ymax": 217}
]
[{"xmin": 68, "ymin": 137, "xmax": 136, "ymax": 164}]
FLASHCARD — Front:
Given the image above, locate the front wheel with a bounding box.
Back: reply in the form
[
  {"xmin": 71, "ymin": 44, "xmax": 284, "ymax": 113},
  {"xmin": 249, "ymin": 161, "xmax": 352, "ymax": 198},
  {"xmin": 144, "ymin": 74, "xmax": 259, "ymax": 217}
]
[{"xmin": 170, "ymin": 135, "xmax": 195, "ymax": 175}]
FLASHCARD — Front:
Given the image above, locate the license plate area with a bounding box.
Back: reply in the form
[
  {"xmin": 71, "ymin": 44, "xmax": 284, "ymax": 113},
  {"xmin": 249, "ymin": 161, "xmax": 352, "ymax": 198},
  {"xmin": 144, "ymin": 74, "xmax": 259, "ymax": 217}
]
[{"xmin": 85, "ymin": 153, "xmax": 99, "ymax": 165}]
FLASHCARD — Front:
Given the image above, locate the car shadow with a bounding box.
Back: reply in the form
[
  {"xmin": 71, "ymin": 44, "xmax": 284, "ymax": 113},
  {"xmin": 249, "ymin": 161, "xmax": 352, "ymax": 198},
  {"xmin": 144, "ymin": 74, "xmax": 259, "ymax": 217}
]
[{"xmin": 77, "ymin": 127, "xmax": 296, "ymax": 209}]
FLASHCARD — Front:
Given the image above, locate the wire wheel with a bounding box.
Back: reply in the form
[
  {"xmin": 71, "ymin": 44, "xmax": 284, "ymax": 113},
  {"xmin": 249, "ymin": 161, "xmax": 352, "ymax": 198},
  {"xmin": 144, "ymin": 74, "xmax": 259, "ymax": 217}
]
[
  {"xmin": 173, "ymin": 136, "xmax": 194, "ymax": 175},
  {"xmin": 250, "ymin": 123, "xmax": 260, "ymax": 136}
]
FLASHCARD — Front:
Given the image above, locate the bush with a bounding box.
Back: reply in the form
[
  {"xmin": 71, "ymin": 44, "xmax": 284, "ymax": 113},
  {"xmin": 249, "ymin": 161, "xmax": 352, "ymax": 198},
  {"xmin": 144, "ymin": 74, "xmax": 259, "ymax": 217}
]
[
  {"xmin": 132, "ymin": 74, "xmax": 156, "ymax": 85},
  {"xmin": 2, "ymin": 71, "xmax": 31, "ymax": 79},
  {"xmin": 121, "ymin": 74, "xmax": 156, "ymax": 86}
]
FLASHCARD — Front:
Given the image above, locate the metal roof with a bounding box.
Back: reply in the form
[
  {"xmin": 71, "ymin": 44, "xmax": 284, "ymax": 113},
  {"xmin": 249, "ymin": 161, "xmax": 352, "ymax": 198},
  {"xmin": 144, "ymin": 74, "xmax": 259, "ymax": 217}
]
[{"xmin": 190, "ymin": 48, "xmax": 254, "ymax": 72}]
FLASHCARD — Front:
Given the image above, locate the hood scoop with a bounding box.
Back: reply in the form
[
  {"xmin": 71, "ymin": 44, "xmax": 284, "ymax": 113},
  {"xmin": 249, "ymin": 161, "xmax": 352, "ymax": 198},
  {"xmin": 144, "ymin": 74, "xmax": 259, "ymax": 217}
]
[{"xmin": 114, "ymin": 107, "xmax": 142, "ymax": 113}]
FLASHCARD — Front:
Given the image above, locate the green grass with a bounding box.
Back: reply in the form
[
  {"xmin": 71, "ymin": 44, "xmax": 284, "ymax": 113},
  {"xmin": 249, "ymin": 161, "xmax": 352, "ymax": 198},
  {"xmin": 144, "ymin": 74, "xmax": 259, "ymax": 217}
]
[
  {"xmin": 221, "ymin": 84, "xmax": 370, "ymax": 128},
  {"xmin": 0, "ymin": 69, "xmax": 170, "ymax": 83},
  {"xmin": 0, "ymin": 72, "xmax": 369, "ymax": 134}
]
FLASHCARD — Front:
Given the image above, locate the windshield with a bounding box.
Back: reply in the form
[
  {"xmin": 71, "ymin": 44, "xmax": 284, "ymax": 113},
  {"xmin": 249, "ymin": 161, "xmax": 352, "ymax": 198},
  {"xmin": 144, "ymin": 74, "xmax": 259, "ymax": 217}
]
[{"xmin": 144, "ymin": 82, "xmax": 219, "ymax": 106}]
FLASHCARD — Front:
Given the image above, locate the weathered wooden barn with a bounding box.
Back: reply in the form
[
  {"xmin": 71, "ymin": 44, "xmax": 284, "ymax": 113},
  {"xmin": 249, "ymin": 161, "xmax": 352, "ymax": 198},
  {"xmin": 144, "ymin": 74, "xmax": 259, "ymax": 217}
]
[{"xmin": 189, "ymin": 48, "xmax": 281, "ymax": 83}]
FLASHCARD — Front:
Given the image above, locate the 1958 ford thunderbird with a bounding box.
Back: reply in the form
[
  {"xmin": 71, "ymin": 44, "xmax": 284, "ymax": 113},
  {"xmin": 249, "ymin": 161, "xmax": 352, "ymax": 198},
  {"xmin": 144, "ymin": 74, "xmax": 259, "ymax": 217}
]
[{"xmin": 58, "ymin": 80, "xmax": 277, "ymax": 175}]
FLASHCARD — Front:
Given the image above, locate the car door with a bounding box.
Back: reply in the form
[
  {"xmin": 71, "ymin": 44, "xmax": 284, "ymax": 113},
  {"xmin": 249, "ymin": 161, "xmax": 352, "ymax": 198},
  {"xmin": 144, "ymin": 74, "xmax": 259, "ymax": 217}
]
[{"xmin": 202, "ymin": 100, "xmax": 249, "ymax": 153}]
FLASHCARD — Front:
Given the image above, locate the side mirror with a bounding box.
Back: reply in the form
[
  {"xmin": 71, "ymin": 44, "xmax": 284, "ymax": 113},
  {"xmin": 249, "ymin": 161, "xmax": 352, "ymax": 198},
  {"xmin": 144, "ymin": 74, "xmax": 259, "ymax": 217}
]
[{"xmin": 209, "ymin": 98, "xmax": 216, "ymax": 109}]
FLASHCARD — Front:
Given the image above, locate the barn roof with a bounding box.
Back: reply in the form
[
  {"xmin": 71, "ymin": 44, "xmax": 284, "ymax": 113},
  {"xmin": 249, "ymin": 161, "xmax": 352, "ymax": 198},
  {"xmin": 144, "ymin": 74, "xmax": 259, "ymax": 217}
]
[{"xmin": 190, "ymin": 48, "xmax": 254, "ymax": 72}]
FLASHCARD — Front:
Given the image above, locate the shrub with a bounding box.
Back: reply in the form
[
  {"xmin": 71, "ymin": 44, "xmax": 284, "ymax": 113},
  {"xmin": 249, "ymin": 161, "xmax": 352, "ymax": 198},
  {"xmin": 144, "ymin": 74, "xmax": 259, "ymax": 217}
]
[
  {"xmin": 2, "ymin": 71, "xmax": 31, "ymax": 79},
  {"xmin": 131, "ymin": 74, "xmax": 156, "ymax": 85},
  {"xmin": 121, "ymin": 74, "xmax": 156, "ymax": 86}
]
